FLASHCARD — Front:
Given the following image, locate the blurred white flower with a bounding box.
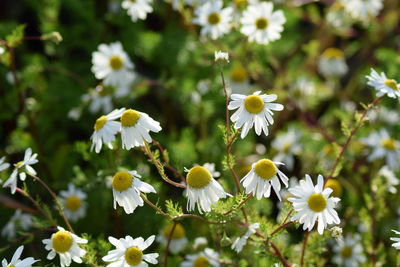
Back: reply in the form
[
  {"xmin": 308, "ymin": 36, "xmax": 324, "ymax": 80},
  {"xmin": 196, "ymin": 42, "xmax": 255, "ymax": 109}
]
[
  {"xmin": 42, "ymin": 226, "xmax": 87, "ymax": 267},
  {"xmin": 122, "ymin": 0, "xmax": 153, "ymax": 22},
  {"xmin": 378, "ymin": 166, "xmax": 399, "ymax": 194},
  {"xmin": 214, "ymin": 50, "xmax": 229, "ymax": 63},
  {"xmin": 226, "ymin": 64, "xmax": 251, "ymax": 95},
  {"xmin": 120, "ymin": 109, "xmax": 162, "ymax": 150},
  {"xmin": 59, "ymin": 183, "xmax": 87, "ymax": 222},
  {"xmin": 1, "ymin": 209, "xmax": 33, "ymax": 240},
  {"xmin": 90, "ymin": 108, "xmax": 125, "ymax": 153},
  {"xmin": 368, "ymin": 107, "xmax": 400, "ymax": 125},
  {"xmin": 193, "ymin": 237, "xmax": 208, "ymax": 250},
  {"xmin": 3, "ymin": 148, "xmax": 38, "ymax": 194},
  {"xmin": 333, "ymin": 234, "xmax": 366, "ymax": 266},
  {"xmin": 1, "ymin": 246, "xmax": 38, "ymax": 267},
  {"xmin": 318, "ymin": 48, "xmax": 348, "ymax": 77},
  {"xmin": 366, "ymin": 69, "xmax": 400, "ymax": 99},
  {"xmin": 111, "ymin": 170, "xmax": 156, "ymax": 214},
  {"xmin": 340, "ymin": 0, "xmax": 383, "ymax": 23},
  {"xmin": 272, "ymin": 127, "xmax": 302, "ymax": 171},
  {"xmin": 240, "ymin": 2, "xmax": 285, "ymax": 45},
  {"xmin": 231, "ymin": 223, "xmax": 259, "ymax": 253},
  {"xmin": 193, "ymin": 0, "xmax": 233, "ymax": 40},
  {"xmin": 228, "ymin": 91, "xmax": 284, "ymax": 139},
  {"xmin": 103, "ymin": 235, "xmax": 159, "ymax": 266},
  {"xmin": 156, "ymin": 223, "xmax": 188, "ymax": 253},
  {"xmin": 180, "ymin": 248, "xmax": 220, "ymax": 267},
  {"xmin": 361, "ymin": 129, "xmax": 400, "ymax": 170},
  {"xmin": 0, "ymin": 156, "xmax": 10, "ymax": 172},
  {"xmin": 288, "ymin": 174, "xmax": 340, "ymax": 235},
  {"xmin": 241, "ymin": 159, "xmax": 289, "ymax": 200},
  {"xmin": 91, "ymin": 42, "xmax": 134, "ymax": 86}
]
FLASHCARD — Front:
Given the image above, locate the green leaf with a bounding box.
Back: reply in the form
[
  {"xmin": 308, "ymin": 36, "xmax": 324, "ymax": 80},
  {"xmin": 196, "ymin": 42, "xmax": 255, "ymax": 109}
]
[{"xmin": 6, "ymin": 24, "xmax": 26, "ymax": 47}]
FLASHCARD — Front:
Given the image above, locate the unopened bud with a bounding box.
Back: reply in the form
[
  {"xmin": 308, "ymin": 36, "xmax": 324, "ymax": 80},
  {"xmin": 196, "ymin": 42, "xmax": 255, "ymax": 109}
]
[{"xmin": 42, "ymin": 32, "xmax": 63, "ymax": 44}]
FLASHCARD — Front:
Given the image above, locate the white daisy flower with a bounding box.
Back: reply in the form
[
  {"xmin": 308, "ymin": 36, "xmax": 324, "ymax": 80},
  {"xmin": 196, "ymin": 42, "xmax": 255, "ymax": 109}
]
[
  {"xmin": 103, "ymin": 235, "xmax": 159, "ymax": 266},
  {"xmin": 228, "ymin": 91, "xmax": 284, "ymax": 139},
  {"xmin": 226, "ymin": 64, "xmax": 251, "ymax": 95},
  {"xmin": 0, "ymin": 156, "xmax": 10, "ymax": 172},
  {"xmin": 193, "ymin": 162, "xmax": 220, "ymax": 178},
  {"xmin": 3, "ymin": 148, "xmax": 38, "ymax": 194},
  {"xmin": 120, "ymin": 108, "xmax": 162, "ymax": 150},
  {"xmin": 156, "ymin": 223, "xmax": 188, "ymax": 254},
  {"xmin": 214, "ymin": 50, "xmax": 229, "ymax": 63},
  {"xmin": 0, "ymin": 46, "xmax": 4, "ymax": 55},
  {"xmin": 192, "ymin": 0, "xmax": 233, "ymax": 40},
  {"xmin": 122, "ymin": 0, "xmax": 153, "ymax": 22},
  {"xmin": 288, "ymin": 174, "xmax": 341, "ymax": 235},
  {"xmin": 185, "ymin": 165, "xmax": 230, "ymax": 214},
  {"xmin": 391, "ymin": 230, "xmax": 400, "ymax": 250},
  {"xmin": 81, "ymin": 88, "xmax": 113, "ymax": 114},
  {"xmin": 1, "ymin": 246, "xmax": 38, "ymax": 267},
  {"xmin": 241, "ymin": 159, "xmax": 289, "ymax": 200},
  {"xmin": 90, "ymin": 108, "xmax": 125, "ymax": 153},
  {"xmin": 366, "ymin": 68, "xmax": 400, "ymax": 99},
  {"xmin": 378, "ymin": 165, "xmax": 399, "ymax": 194},
  {"xmin": 340, "ymin": 0, "xmax": 383, "ymax": 22},
  {"xmin": 231, "ymin": 223, "xmax": 259, "ymax": 253},
  {"xmin": 91, "ymin": 42, "xmax": 134, "ymax": 86},
  {"xmin": 361, "ymin": 129, "xmax": 400, "ymax": 170},
  {"xmin": 180, "ymin": 248, "xmax": 220, "ymax": 267},
  {"xmin": 59, "ymin": 183, "xmax": 88, "ymax": 223},
  {"xmin": 240, "ymin": 2, "xmax": 285, "ymax": 45},
  {"xmin": 42, "ymin": 226, "xmax": 87, "ymax": 267},
  {"xmin": 332, "ymin": 234, "xmax": 366, "ymax": 267},
  {"xmin": 1, "ymin": 209, "xmax": 33, "ymax": 240},
  {"xmin": 111, "ymin": 170, "xmax": 156, "ymax": 214},
  {"xmin": 318, "ymin": 48, "xmax": 348, "ymax": 77},
  {"xmin": 271, "ymin": 127, "xmax": 302, "ymax": 171}
]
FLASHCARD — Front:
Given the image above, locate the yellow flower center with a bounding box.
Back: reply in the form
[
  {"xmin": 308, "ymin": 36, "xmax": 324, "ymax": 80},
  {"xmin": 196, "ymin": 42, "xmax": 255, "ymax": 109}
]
[
  {"xmin": 307, "ymin": 193, "xmax": 327, "ymax": 212},
  {"xmin": 384, "ymin": 79, "xmax": 399, "ymax": 90},
  {"xmin": 380, "ymin": 138, "xmax": 397, "ymax": 150},
  {"xmin": 283, "ymin": 143, "xmax": 291, "ymax": 154},
  {"xmin": 7, "ymin": 265, "xmax": 15, "ymax": 267},
  {"xmin": 341, "ymin": 246, "xmax": 353, "ymax": 259},
  {"xmin": 65, "ymin": 196, "xmax": 82, "ymax": 211},
  {"xmin": 186, "ymin": 166, "xmax": 212, "ymax": 189},
  {"xmin": 208, "ymin": 12, "xmax": 221, "ymax": 25},
  {"xmin": 163, "ymin": 223, "xmax": 186, "ymax": 239},
  {"xmin": 14, "ymin": 161, "xmax": 24, "ymax": 168},
  {"xmin": 194, "ymin": 256, "xmax": 209, "ymax": 267},
  {"xmin": 244, "ymin": 95, "xmax": 264, "ymax": 114},
  {"xmin": 234, "ymin": 0, "xmax": 248, "ymax": 9},
  {"xmin": 94, "ymin": 115, "xmax": 107, "ymax": 131},
  {"xmin": 112, "ymin": 171, "xmax": 133, "ymax": 192},
  {"xmin": 255, "ymin": 18, "xmax": 268, "ymax": 30},
  {"xmin": 125, "ymin": 246, "xmax": 143, "ymax": 266},
  {"xmin": 109, "ymin": 55, "xmax": 124, "ymax": 70},
  {"xmin": 121, "ymin": 109, "xmax": 141, "ymax": 127},
  {"xmin": 324, "ymin": 179, "xmax": 342, "ymax": 198},
  {"xmin": 99, "ymin": 84, "xmax": 115, "ymax": 96},
  {"xmin": 52, "ymin": 231, "xmax": 73, "ymax": 253},
  {"xmin": 254, "ymin": 159, "xmax": 277, "ymax": 180},
  {"xmin": 322, "ymin": 48, "xmax": 344, "ymax": 59},
  {"xmin": 230, "ymin": 65, "xmax": 248, "ymax": 83}
]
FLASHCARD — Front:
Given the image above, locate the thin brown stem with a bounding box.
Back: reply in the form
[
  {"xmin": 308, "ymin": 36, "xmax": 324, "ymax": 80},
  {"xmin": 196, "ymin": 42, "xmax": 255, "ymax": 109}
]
[
  {"xmin": 220, "ymin": 70, "xmax": 241, "ymax": 192},
  {"xmin": 300, "ymin": 232, "xmax": 310, "ymax": 267},
  {"xmin": 325, "ymin": 97, "xmax": 381, "ymax": 184},
  {"xmin": 271, "ymin": 242, "xmax": 292, "ymax": 267},
  {"xmin": 164, "ymin": 221, "xmax": 177, "ymax": 267},
  {"xmin": 28, "ymin": 174, "xmax": 74, "ymax": 233},
  {"xmin": 270, "ymin": 222, "xmax": 294, "ymax": 237},
  {"xmin": 15, "ymin": 187, "xmax": 55, "ymax": 225},
  {"xmin": 140, "ymin": 193, "xmax": 171, "ymax": 218},
  {"xmin": 141, "ymin": 143, "xmax": 186, "ymax": 189}
]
